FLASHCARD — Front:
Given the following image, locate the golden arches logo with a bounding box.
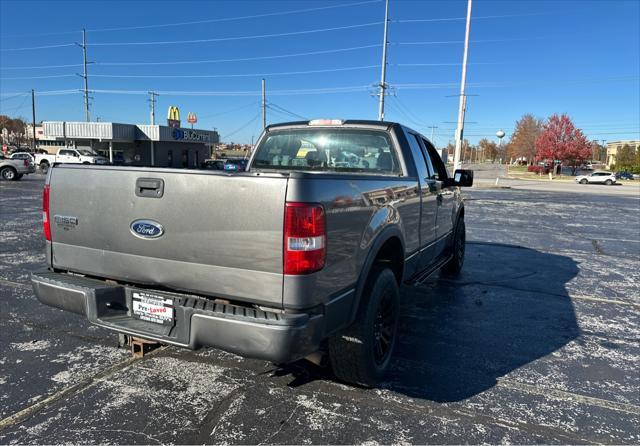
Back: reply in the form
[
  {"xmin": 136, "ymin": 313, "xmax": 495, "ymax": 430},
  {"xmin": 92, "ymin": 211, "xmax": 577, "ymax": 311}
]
[{"xmin": 167, "ymin": 106, "xmax": 181, "ymax": 128}]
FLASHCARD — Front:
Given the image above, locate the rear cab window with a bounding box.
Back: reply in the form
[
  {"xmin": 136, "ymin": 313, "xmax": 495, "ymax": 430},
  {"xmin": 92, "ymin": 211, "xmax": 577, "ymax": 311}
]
[{"xmin": 251, "ymin": 127, "xmax": 403, "ymax": 175}]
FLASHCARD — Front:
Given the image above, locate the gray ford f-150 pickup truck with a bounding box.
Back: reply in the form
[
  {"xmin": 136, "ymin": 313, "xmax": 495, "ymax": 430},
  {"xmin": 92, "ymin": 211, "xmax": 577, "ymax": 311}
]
[{"xmin": 32, "ymin": 119, "xmax": 473, "ymax": 386}]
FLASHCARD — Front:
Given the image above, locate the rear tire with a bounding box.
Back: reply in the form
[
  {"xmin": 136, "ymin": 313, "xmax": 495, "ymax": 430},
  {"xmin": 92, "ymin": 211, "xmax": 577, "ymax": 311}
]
[
  {"xmin": 40, "ymin": 161, "xmax": 49, "ymax": 173},
  {"xmin": 442, "ymin": 219, "xmax": 466, "ymax": 276},
  {"xmin": 328, "ymin": 268, "xmax": 400, "ymax": 387},
  {"xmin": 605, "ymin": 179, "xmax": 613, "ymax": 185},
  {"xmin": 579, "ymin": 179, "xmax": 588, "ymax": 184},
  {"xmin": 1, "ymin": 166, "xmax": 17, "ymax": 181}
]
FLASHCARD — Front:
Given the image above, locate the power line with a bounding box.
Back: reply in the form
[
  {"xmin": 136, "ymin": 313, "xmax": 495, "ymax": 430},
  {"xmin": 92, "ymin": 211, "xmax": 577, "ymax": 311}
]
[
  {"xmin": 85, "ymin": 85, "xmax": 373, "ymax": 97},
  {"xmin": 0, "ymin": 94, "xmax": 30, "ymax": 114},
  {"xmin": 267, "ymin": 102, "xmax": 308, "ymax": 120},
  {"xmin": 0, "ymin": 44, "xmax": 381, "ymax": 70},
  {"xmin": 87, "ymin": 1, "xmax": 381, "ymax": 32},
  {"xmin": 393, "ymin": 62, "xmax": 503, "ymax": 67},
  {"xmin": 0, "ymin": 43, "xmax": 75, "ymax": 52},
  {"xmin": 393, "ymin": 12, "xmax": 549, "ymax": 24},
  {"xmin": 0, "ymin": 92, "xmax": 30, "ymax": 102},
  {"xmin": 221, "ymin": 112, "xmax": 262, "ymax": 140},
  {"xmin": 198, "ymin": 101, "xmax": 261, "ymax": 120},
  {"xmin": 0, "ymin": 63, "xmax": 85, "ymax": 71},
  {"xmin": 1, "ymin": 74, "xmax": 76, "ymax": 80},
  {"xmin": 393, "ymin": 36, "xmax": 587, "ymax": 46},
  {"xmin": 87, "ymin": 65, "xmax": 378, "ymax": 79},
  {"xmin": 3, "ymin": 76, "xmax": 635, "ymax": 99},
  {"xmin": 1, "ymin": 89, "xmax": 79, "ymax": 97},
  {"xmin": 88, "ymin": 22, "xmax": 383, "ymax": 47}
]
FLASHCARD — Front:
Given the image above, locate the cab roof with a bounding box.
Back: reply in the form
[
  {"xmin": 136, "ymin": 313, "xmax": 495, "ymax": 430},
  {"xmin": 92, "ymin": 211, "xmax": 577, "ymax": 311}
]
[{"xmin": 265, "ymin": 119, "xmax": 399, "ymax": 131}]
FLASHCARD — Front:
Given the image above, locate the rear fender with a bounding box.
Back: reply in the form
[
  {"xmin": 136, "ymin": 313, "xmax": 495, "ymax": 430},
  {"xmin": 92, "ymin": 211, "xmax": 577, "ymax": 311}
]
[{"xmin": 348, "ymin": 225, "xmax": 405, "ymax": 325}]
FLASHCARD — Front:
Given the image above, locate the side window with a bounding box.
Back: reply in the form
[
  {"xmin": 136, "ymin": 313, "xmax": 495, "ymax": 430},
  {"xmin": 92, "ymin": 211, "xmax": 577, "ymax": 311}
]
[
  {"xmin": 422, "ymin": 139, "xmax": 448, "ymax": 181},
  {"xmin": 403, "ymin": 129, "xmax": 431, "ymax": 180},
  {"xmin": 59, "ymin": 150, "xmax": 71, "ymax": 156}
]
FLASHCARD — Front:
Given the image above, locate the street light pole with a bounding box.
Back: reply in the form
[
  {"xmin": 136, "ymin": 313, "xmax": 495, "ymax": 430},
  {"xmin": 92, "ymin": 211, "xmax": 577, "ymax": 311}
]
[{"xmin": 452, "ymin": 0, "xmax": 472, "ymax": 171}]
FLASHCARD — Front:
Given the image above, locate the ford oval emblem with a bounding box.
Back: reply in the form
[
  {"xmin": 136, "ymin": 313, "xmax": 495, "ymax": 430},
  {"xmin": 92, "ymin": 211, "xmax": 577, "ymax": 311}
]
[{"xmin": 130, "ymin": 219, "xmax": 164, "ymax": 239}]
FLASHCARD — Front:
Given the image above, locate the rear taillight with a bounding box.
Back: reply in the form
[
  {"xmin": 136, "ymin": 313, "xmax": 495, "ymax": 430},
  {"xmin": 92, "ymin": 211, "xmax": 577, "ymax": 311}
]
[
  {"xmin": 284, "ymin": 202, "xmax": 326, "ymax": 275},
  {"xmin": 24, "ymin": 159, "xmax": 29, "ymax": 167},
  {"xmin": 43, "ymin": 184, "xmax": 51, "ymax": 241}
]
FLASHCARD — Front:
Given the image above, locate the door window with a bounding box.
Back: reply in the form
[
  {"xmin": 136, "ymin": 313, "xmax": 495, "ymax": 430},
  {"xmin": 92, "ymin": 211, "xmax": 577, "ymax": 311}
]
[
  {"xmin": 422, "ymin": 139, "xmax": 449, "ymax": 181},
  {"xmin": 404, "ymin": 130, "xmax": 433, "ymax": 180}
]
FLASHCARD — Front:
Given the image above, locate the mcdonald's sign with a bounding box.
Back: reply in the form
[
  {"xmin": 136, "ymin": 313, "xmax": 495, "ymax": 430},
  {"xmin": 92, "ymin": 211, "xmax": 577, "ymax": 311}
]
[
  {"xmin": 187, "ymin": 112, "xmax": 197, "ymax": 124},
  {"xmin": 167, "ymin": 106, "xmax": 181, "ymax": 128}
]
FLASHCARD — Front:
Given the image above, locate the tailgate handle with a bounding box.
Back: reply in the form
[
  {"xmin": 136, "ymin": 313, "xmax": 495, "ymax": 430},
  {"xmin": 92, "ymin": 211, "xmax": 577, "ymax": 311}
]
[{"xmin": 135, "ymin": 178, "xmax": 164, "ymax": 198}]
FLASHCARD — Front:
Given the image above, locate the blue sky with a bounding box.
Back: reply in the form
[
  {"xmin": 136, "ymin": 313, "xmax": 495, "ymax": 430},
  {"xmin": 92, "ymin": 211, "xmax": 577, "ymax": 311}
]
[{"xmin": 1, "ymin": 0, "xmax": 639, "ymax": 145}]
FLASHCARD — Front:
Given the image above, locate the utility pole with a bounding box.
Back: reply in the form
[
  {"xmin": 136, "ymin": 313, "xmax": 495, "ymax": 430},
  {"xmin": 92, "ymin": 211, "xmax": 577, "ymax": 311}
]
[
  {"xmin": 453, "ymin": 0, "xmax": 472, "ymax": 171},
  {"xmin": 148, "ymin": 91, "xmax": 159, "ymax": 125},
  {"xmin": 148, "ymin": 92, "xmax": 159, "ymax": 166},
  {"xmin": 378, "ymin": 0, "xmax": 390, "ymax": 121},
  {"xmin": 261, "ymin": 78, "xmax": 266, "ymax": 129},
  {"xmin": 428, "ymin": 125, "xmax": 438, "ymax": 142},
  {"xmin": 79, "ymin": 28, "xmax": 90, "ymax": 122},
  {"xmin": 31, "ymin": 89, "xmax": 36, "ymax": 152}
]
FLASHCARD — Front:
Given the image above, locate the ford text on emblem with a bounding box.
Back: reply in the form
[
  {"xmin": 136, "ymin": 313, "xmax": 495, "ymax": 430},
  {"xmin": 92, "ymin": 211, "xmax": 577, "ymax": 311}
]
[{"xmin": 130, "ymin": 220, "xmax": 164, "ymax": 239}]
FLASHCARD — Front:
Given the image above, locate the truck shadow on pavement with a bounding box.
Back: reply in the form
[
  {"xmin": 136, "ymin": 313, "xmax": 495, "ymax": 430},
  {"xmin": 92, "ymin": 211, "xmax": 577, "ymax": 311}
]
[{"xmin": 278, "ymin": 242, "xmax": 581, "ymax": 402}]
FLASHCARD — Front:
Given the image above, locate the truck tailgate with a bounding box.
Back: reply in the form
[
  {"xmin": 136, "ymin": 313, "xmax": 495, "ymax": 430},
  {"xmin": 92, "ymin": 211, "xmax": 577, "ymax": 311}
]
[{"xmin": 48, "ymin": 166, "xmax": 287, "ymax": 307}]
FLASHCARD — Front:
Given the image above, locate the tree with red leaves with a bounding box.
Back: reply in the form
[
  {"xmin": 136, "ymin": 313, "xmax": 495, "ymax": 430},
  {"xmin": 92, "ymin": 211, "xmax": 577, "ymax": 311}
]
[{"xmin": 535, "ymin": 114, "xmax": 592, "ymax": 175}]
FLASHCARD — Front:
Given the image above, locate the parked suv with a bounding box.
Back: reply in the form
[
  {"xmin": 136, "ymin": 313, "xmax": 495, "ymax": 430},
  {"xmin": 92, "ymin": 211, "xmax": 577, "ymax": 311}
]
[
  {"xmin": 0, "ymin": 153, "xmax": 36, "ymax": 180},
  {"xmin": 575, "ymin": 171, "xmax": 617, "ymax": 185}
]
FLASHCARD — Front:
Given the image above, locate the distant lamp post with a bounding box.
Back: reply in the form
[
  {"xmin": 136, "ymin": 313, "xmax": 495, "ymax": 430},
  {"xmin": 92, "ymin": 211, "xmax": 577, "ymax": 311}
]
[{"xmin": 496, "ymin": 130, "xmax": 505, "ymax": 163}]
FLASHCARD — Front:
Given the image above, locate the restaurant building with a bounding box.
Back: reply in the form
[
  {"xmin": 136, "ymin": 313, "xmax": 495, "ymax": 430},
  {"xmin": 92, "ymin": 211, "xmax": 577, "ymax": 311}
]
[{"xmin": 41, "ymin": 120, "xmax": 219, "ymax": 168}]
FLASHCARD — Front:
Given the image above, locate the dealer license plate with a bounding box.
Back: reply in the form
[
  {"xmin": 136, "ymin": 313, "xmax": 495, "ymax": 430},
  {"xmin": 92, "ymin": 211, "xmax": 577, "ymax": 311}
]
[{"xmin": 132, "ymin": 292, "xmax": 174, "ymax": 325}]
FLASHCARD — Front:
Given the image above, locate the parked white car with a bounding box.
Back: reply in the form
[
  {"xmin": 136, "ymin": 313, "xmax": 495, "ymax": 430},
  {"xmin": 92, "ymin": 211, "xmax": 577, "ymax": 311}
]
[
  {"xmin": 575, "ymin": 171, "xmax": 617, "ymax": 185},
  {"xmin": 34, "ymin": 148, "xmax": 109, "ymax": 172}
]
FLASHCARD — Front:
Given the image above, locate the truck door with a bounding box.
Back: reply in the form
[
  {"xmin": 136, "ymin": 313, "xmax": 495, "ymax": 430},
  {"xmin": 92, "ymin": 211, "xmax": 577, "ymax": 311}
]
[
  {"xmin": 403, "ymin": 129, "xmax": 438, "ymax": 270},
  {"xmin": 421, "ymin": 138, "xmax": 455, "ymax": 257},
  {"xmin": 57, "ymin": 149, "xmax": 76, "ymax": 164}
]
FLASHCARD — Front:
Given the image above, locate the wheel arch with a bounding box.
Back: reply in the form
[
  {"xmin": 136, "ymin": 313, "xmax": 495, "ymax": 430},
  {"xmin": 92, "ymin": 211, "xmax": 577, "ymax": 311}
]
[
  {"xmin": 349, "ymin": 227, "xmax": 405, "ymax": 324},
  {"xmin": 1, "ymin": 165, "xmax": 18, "ymax": 178}
]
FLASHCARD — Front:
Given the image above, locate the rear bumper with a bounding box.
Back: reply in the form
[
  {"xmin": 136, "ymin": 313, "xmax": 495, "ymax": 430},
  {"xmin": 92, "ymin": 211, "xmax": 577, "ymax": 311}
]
[{"xmin": 31, "ymin": 270, "xmax": 325, "ymax": 363}]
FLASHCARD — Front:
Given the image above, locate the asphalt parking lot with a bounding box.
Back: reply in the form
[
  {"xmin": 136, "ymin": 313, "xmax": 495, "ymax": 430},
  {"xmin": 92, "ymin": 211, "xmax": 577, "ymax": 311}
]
[{"xmin": 1, "ymin": 174, "xmax": 639, "ymax": 444}]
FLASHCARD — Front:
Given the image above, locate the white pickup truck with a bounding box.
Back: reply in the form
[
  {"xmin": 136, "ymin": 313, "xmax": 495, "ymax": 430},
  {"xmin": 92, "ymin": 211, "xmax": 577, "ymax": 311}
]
[{"xmin": 35, "ymin": 148, "xmax": 109, "ymax": 172}]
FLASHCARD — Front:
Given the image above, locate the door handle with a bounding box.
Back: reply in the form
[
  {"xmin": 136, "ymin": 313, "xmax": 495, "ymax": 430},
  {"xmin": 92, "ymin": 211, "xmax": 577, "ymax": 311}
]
[{"xmin": 135, "ymin": 178, "xmax": 164, "ymax": 198}]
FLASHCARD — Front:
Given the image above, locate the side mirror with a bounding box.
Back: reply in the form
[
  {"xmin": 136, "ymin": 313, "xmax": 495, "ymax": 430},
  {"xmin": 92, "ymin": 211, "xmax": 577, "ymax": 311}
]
[{"xmin": 452, "ymin": 169, "xmax": 474, "ymax": 187}]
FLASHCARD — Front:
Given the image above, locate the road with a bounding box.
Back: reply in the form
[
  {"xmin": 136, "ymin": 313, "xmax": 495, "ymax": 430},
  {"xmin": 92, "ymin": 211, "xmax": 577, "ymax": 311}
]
[
  {"xmin": 1, "ymin": 174, "xmax": 639, "ymax": 444},
  {"xmin": 467, "ymin": 162, "xmax": 640, "ymax": 196}
]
